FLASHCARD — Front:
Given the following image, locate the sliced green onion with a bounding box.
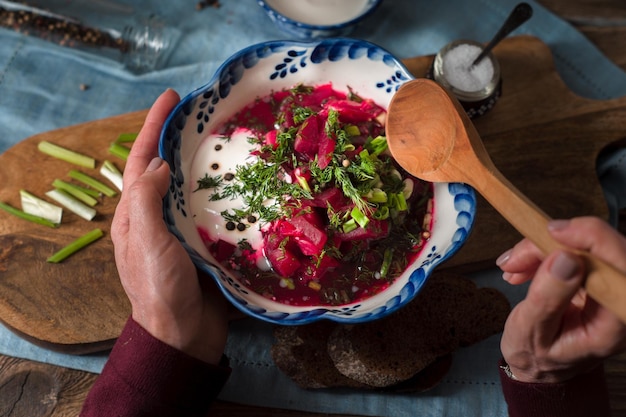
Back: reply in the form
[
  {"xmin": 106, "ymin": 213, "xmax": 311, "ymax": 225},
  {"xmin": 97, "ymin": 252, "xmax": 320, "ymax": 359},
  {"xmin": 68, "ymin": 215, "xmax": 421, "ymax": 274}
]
[
  {"xmin": 69, "ymin": 184, "xmax": 101, "ymax": 199},
  {"xmin": 52, "ymin": 179, "xmax": 98, "ymax": 207},
  {"xmin": 109, "ymin": 143, "xmax": 130, "ymax": 160},
  {"xmin": 365, "ymin": 135, "xmax": 388, "ymax": 156},
  {"xmin": 279, "ymin": 277, "xmax": 295, "ymax": 290},
  {"xmin": 0, "ymin": 200, "xmax": 58, "ymax": 228},
  {"xmin": 350, "ymin": 206, "xmax": 370, "ymax": 229},
  {"xmin": 115, "ymin": 133, "xmax": 138, "ymax": 143},
  {"xmin": 45, "ymin": 189, "xmax": 97, "ymax": 221},
  {"xmin": 373, "ymin": 206, "xmax": 389, "ymax": 220},
  {"xmin": 37, "ymin": 141, "xmax": 96, "ymax": 168},
  {"xmin": 380, "ymin": 248, "xmax": 393, "ymax": 278},
  {"xmin": 69, "ymin": 170, "xmax": 117, "ymax": 197},
  {"xmin": 100, "ymin": 160, "xmax": 123, "ymax": 191},
  {"xmin": 402, "ymin": 178, "xmax": 414, "ymax": 199},
  {"xmin": 109, "ymin": 131, "xmax": 137, "ymax": 160},
  {"xmin": 395, "ymin": 192, "xmax": 408, "ymax": 211},
  {"xmin": 342, "ymin": 218, "xmax": 358, "ymax": 233},
  {"xmin": 47, "ymin": 228, "xmax": 104, "ymax": 263},
  {"xmin": 20, "ymin": 190, "xmax": 63, "ymax": 224},
  {"xmin": 345, "ymin": 125, "xmax": 360, "ymax": 137},
  {"xmin": 388, "ymin": 193, "xmax": 398, "ymax": 210},
  {"xmin": 368, "ymin": 188, "xmax": 388, "ymax": 203},
  {"xmin": 296, "ymin": 175, "xmax": 310, "ymax": 192}
]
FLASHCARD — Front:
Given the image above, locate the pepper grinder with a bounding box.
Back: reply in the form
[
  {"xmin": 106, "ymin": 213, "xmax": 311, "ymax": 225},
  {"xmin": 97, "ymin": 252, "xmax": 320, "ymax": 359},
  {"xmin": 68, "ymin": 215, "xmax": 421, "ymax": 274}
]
[{"xmin": 0, "ymin": 0, "xmax": 179, "ymax": 72}]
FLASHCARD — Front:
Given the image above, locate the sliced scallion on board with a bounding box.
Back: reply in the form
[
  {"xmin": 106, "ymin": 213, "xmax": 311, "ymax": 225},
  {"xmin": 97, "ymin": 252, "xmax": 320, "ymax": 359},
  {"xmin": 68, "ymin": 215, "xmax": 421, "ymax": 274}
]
[
  {"xmin": 108, "ymin": 143, "xmax": 130, "ymax": 160},
  {"xmin": 38, "ymin": 141, "xmax": 96, "ymax": 168},
  {"xmin": 107, "ymin": 132, "xmax": 137, "ymax": 160},
  {"xmin": 0, "ymin": 200, "xmax": 58, "ymax": 228},
  {"xmin": 45, "ymin": 189, "xmax": 97, "ymax": 221},
  {"xmin": 100, "ymin": 160, "xmax": 124, "ymax": 191},
  {"xmin": 68, "ymin": 183, "xmax": 101, "ymax": 199},
  {"xmin": 68, "ymin": 170, "xmax": 117, "ymax": 197},
  {"xmin": 19, "ymin": 190, "xmax": 63, "ymax": 225},
  {"xmin": 115, "ymin": 133, "xmax": 138, "ymax": 143},
  {"xmin": 47, "ymin": 228, "xmax": 104, "ymax": 263},
  {"xmin": 52, "ymin": 179, "xmax": 99, "ymax": 207}
]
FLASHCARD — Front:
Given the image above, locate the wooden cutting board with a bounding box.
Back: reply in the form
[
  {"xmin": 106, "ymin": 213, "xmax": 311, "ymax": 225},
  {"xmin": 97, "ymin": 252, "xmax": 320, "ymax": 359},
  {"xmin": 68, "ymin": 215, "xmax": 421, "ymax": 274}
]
[
  {"xmin": 0, "ymin": 35, "xmax": 624, "ymax": 354},
  {"xmin": 0, "ymin": 112, "xmax": 144, "ymax": 353}
]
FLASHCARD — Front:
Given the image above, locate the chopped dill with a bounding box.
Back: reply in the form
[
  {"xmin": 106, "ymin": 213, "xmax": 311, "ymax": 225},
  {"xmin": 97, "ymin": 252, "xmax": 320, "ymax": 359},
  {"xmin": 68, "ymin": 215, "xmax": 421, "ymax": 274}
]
[
  {"xmin": 238, "ymin": 239, "xmax": 254, "ymax": 252},
  {"xmin": 194, "ymin": 174, "xmax": 222, "ymax": 192},
  {"xmin": 293, "ymin": 106, "xmax": 316, "ymax": 125},
  {"xmin": 347, "ymin": 86, "xmax": 364, "ymax": 103},
  {"xmin": 290, "ymin": 83, "xmax": 313, "ymax": 95}
]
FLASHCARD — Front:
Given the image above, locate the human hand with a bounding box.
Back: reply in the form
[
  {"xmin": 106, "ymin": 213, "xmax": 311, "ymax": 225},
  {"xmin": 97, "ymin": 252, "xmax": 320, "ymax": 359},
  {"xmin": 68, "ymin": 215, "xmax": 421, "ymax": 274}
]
[
  {"xmin": 111, "ymin": 89, "xmax": 229, "ymax": 365},
  {"xmin": 497, "ymin": 217, "xmax": 626, "ymax": 383}
]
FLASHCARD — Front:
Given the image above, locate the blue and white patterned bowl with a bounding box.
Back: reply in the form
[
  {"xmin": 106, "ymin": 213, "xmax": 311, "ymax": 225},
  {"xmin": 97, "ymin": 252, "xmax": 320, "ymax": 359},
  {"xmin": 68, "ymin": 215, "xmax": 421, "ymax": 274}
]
[
  {"xmin": 257, "ymin": 0, "xmax": 383, "ymax": 40},
  {"xmin": 159, "ymin": 38, "xmax": 476, "ymax": 325}
]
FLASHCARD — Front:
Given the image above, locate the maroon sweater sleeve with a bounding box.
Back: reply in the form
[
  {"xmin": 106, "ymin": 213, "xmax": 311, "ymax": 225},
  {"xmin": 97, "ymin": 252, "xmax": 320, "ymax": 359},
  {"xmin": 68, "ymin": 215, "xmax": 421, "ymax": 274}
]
[
  {"xmin": 498, "ymin": 358, "xmax": 610, "ymax": 417},
  {"xmin": 80, "ymin": 317, "xmax": 231, "ymax": 417}
]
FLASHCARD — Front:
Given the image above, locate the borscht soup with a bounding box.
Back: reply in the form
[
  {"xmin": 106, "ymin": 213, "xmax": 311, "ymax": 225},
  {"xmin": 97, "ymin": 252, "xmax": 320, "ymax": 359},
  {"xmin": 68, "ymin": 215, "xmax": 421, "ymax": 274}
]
[{"xmin": 190, "ymin": 83, "xmax": 433, "ymax": 306}]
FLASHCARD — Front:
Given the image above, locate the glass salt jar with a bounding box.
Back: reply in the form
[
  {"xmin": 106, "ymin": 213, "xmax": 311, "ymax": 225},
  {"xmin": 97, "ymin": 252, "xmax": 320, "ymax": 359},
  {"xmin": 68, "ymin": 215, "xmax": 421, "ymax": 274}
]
[{"xmin": 428, "ymin": 39, "xmax": 502, "ymax": 119}]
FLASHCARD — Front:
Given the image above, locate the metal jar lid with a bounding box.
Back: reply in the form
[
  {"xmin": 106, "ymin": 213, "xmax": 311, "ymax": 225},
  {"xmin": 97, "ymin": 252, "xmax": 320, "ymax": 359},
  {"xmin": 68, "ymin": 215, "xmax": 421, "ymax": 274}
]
[{"xmin": 428, "ymin": 39, "xmax": 502, "ymax": 119}]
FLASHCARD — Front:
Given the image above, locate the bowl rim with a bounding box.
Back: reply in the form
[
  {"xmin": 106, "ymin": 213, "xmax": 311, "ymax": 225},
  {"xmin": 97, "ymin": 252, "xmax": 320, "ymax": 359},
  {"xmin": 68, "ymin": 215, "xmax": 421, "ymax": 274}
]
[
  {"xmin": 158, "ymin": 37, "xmax": 477, "ymax": 325},
  {"xmin": 159, "ymin": 37, "xmax": 415, "ymax": 150},
  {"xmin": 256, "ymin": 0, "xmax": 383, "ymax": 30}
]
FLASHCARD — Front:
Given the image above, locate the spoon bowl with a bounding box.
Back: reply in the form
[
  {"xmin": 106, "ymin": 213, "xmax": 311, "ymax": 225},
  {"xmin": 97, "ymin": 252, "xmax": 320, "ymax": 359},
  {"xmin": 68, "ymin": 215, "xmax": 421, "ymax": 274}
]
[
  {"xmin": 386, "ymin": 78, "xmax": 626, "ymax": 324},
  {"xmin": 386, "ymin": 78, "xmax": 488, "ymax": 183}
]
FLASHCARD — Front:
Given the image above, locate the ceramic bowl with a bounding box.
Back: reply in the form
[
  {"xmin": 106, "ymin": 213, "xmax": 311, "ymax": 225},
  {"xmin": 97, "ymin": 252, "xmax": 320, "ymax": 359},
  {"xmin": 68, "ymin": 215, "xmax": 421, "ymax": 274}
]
[
  {"xmin": 159, "ymin": 38, "xmax": 476, "ymax": 325},
  {"xmin": 257, "ymin": 0, "xmax": 383, "ymax": 40}
]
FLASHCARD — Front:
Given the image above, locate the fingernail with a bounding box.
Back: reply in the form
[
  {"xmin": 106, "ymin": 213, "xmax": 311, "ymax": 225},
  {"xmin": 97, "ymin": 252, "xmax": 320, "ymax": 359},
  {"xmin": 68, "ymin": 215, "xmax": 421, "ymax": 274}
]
[
  {"xmin": 146, "ymin": 157, "xmax": 163, "ymax": 172},
  {"xmin": 502, "ymin": 271, "xmax": 513, "ymax": 282},
  {"xmin": 496, "ymin": 249, "xmax": 512, "ymax": 267},
  {"xmin": 548, "ymin": 219, "xmax": 570, "ymax": 231},
  {"xmin": 550, "ymin": 251, "xmax": 580, "ymax": 281}
]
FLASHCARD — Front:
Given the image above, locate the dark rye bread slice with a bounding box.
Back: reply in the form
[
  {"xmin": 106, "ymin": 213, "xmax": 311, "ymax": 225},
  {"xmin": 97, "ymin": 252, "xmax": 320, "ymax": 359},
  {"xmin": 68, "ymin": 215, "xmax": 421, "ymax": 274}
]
[
  {"xmin": 327, "ymin": 272, "xmax": 511, "ymax": 387},
  {"xmin": 328, "ymin": 304, "xmax": 456, "ymax": 387},
  {"xmin": 271, "ymin": 322, "xmax": 453, "ymax": 392},
  {"xmin": 271, "ymin": 320, "xmax": 371, "ymax": 389},
  {"xmin": 383, "ymin": 353, "xmax": 453, "ymax": 393}
]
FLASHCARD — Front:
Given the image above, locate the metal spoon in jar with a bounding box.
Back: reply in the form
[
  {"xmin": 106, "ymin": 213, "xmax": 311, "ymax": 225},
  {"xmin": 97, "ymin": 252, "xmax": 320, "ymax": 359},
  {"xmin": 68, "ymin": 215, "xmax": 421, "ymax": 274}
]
[
  {"xmin": 385, "ymin": 78, "xmax": 626, "ymax": 324},
  {"xmin": 472, "ymin": 2, "xmax": 533, "ymax": 67}
]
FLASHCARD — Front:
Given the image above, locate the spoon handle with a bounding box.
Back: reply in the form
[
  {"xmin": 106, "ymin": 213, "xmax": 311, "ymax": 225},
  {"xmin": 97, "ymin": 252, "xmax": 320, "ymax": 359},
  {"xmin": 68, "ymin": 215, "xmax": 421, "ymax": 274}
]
[
  {"xmin": 473, "ymin": 164, "xmax": 626, "ymax": 324},
  {"xmin": 472, "ymin": 2, "xmax": 533, "ymax": 66}
]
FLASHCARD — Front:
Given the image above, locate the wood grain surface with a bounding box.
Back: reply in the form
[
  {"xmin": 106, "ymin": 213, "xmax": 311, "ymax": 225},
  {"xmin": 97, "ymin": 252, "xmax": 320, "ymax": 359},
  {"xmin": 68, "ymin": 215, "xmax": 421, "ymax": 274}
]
[
  {"xmin": 1, "ymin": 1, "xmax": 626, "ymax": 415},
  {"xmin": 0, "ymin": 354, "xmax": 98, "ymax": 417}
]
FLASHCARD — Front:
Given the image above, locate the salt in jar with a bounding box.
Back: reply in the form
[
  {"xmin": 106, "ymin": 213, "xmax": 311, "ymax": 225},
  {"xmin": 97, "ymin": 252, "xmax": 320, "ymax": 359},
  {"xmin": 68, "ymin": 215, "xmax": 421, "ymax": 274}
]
[{"xmin": 428, "ymin": 39, "xmax": 502, "ymax": 119}]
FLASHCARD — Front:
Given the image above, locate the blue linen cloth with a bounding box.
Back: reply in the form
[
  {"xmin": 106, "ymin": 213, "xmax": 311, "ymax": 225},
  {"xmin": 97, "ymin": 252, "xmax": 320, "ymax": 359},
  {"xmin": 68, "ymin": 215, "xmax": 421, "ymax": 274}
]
[{"xmin": 1, "ymin": 1, "xmax": 625, "ymax": 416}]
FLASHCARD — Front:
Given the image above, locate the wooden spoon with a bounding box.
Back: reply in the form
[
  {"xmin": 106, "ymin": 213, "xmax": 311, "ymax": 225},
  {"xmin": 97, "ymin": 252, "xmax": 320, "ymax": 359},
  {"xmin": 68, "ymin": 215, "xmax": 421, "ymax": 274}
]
[{"xmin": 386, "ymin": 78, "xmax": 626, "ymax": 324}]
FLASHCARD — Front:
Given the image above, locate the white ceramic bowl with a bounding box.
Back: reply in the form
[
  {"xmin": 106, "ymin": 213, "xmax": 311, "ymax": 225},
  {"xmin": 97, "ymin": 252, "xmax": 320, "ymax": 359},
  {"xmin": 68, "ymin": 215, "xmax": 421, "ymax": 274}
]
[
  {"xmin": 159, "ymin": 38, "xmax": 476, "ymax": 325},
  {"xmin": 257, "ymin": 0, "xmax": 383, "ymax": 40}
]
